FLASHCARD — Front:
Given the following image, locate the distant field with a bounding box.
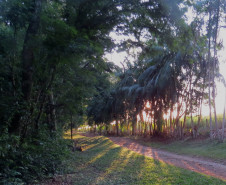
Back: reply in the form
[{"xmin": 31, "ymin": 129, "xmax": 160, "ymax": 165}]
[
  {"xmin": 56, "ymin": 134, "xmax": 226, "ymax": 185},
  {"xmin": 184, "ymin": 114, "xmax": 224, "ymax": 128}
]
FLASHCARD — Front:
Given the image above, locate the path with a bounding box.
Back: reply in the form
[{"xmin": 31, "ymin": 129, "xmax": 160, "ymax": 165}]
[{"xmin": 109, "ymin": 137, "xmax": 226, "ymax": 181}]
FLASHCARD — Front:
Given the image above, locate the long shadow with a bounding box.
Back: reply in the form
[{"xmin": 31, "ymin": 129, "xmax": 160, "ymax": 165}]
[
  {"xmin": 69, "ymin": 136, "xmax": 124, "ymax": 185},
  {"xmin": 85, "ymin": 149, "xmax": 146, "ymax": 185},
  {"xmin": 110, "ymin": 137, "xmax": 226, "ymax": 184},
  {"xmin": 68, "ymin": 136, "xmax": 225, "ymax": 185}
]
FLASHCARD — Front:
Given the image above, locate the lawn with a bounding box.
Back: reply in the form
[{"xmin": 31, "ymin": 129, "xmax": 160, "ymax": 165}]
[{"xmin": 56, "ymin": 134, "xmax": 226, "ymax": 185}]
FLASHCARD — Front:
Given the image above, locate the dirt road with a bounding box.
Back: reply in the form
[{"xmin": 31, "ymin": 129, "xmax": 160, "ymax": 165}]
[{"xmin": 109, "ymin": 137, "xmax": 226, "ymax": 181}]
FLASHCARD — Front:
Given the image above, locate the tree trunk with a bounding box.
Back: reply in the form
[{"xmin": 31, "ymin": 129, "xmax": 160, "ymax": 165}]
[
  {"xmin": 116, "ymin": 119, "xmax": 119, "ymax": 136},
  {"xmin": 127, "ymin": 119, "xmax": 130, "ymax": 135},
  {"xmin": 22, "ymin": 0, "xmax": 43, "ymax": 100},
  {"xmin": 207, "ymin": 5, "xmax": 213, "ymax": 140},
  {"xmin": 94, "ymin": 124, "xmax": 97, "ymax": 133},
  {"xmin": 182, "ymin": 99, "xmax": 189, "ymax": 138},
  {"xmin": 197, "ymin": 73, "xmax": 206, "ymax": 136},
  {"xmin": 222, "ymin": 90, "xmax": 226, "ymax": 142},
  {"xmin": 208, "ymin": 67, "xmax": 213, "ymax": 139},
  {"xmin": 34, "ymin": 68, "xmax": 56, "ymax": 131},
  {"xmin": 144, "ymin": 121, "xmax": 147, "ymax": 137},
  {"xmin": 99, "ymin": 125, "xmax": 102, "ymax": 135},
  {"xmin": 212, "ymin": 0, "xmax": 220, "ymax": 140},
  {"xmin": 170, "ymin": 104, "xmax": 173, "ymax": 136},
  {"xmin": 175, "ymin": 103, "xmax": 181, "ymax": 137},
  {"xmin": 149, "ymin": 122, "xmax": 152, "ymax": 136},
  {"xmin": 222, "ymin": 104, "xmax": 225, "ymax": 142},
  {"xmin": 153, "ymin": 114, "xmax": 156, "ymax": 135},
  {"xmin": 189, "ymin": 72, "xmax": 195, "ymax": 138},
  {"xmin": 183, "ymin": 111, "xmax": 187, "ymax": 138},
  {"xmin": 119, "ymin": 120, "xmax": 122, "ymax": 135},
  {"xmin": 190, "ymin": 111, "xmax": 194, "ymax": 138},
  {"xmin": 49, "ymin": 91, "xmax": 56, "ymax": 133},
  {"xmin": 180, "ymin": 121, "xmax": 183, "ymax": 139},
  {"xmin": 71, "ymin": 115, "xmax": 73, "ymax": 140},
  {"xmin": 132, "ymin": 116, "xmax": 137, "ymax": 136},
  {"xmin": 106, "ymin": 124, "xmax": 109, "ymax": 135},
  {"xmin": 213, "ymin": 88, "xmax": 219, "ymax": 139},
  {"xmin": 9, "ymin": 0, "xmax": 43, "ymax": 135},
  {"xmin": 139, "ymin": 112, "xmax": 144, "ymax": 136}
]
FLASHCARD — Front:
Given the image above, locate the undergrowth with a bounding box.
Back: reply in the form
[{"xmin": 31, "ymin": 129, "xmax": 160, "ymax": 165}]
[{"xmin": 0, "ymin": 129, "xmax": 71, "ymax": 184}]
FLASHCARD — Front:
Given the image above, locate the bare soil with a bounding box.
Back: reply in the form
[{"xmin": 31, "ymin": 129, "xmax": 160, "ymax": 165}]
[{"xmin": 109, "ymin": 136, "xmax": 226, "ymax": 181}]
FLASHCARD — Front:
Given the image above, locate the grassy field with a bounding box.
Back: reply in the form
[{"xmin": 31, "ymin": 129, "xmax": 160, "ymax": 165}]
[
  {"xmin": 185, "ymin": 114, "xmax": 224, "ymax": 127},
  {"xmin": 59, "ymin": 134, "xmax": 226, "ymax": 185},
  {"xmin": 134, "ymin": 137, "xmax": 226, "ymax": 162}
]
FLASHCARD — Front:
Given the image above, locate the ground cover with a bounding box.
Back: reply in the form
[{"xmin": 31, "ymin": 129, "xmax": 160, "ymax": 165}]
[
  {"xmin": 43, "ymin": 134, "xmax": 226, "ymax": 184},
  {"xmin": 132, "ymin": 136, "xmax": 226, "ymax": 162}
]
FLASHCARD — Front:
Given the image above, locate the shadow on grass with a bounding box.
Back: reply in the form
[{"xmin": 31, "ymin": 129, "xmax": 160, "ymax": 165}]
[{"xmin": 64, "ymin": 136, "xmax": 226, "ymax": 185}]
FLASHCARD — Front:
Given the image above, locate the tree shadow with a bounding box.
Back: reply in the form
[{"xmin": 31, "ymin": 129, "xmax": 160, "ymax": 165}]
[{"xmin": 63, "ymin": 136, "xmax": 225, "ymax": 185}]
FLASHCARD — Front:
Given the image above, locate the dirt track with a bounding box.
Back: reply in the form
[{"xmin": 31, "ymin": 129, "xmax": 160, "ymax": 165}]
[{"xmin": 109, "ymin": 137, "xmax": 226, "ymax": 181}]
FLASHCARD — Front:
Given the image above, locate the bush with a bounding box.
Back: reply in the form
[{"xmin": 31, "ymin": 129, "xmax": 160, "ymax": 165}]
[{"xmin": 0, "ymin": 129, "xmax": 70, "ymax": 184}]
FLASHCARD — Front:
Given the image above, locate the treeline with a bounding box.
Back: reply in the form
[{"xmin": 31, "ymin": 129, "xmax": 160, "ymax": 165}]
[{"xmin": 87, "ymin": 0, "xmax": 226, "ymax": 141}]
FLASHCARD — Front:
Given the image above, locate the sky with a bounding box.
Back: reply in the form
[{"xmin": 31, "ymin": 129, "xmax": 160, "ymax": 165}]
[{"xmin": 203, "ymin": 28, "xmax": 226, "ymax": 116}]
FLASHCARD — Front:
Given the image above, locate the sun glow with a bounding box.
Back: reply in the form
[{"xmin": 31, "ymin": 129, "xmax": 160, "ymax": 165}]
[
  {"xmin": 141, "ymin": 102, "xmax": 182, "ymax": 122},
  {"xmin": 78, "ymin": 125, "xmax": 91, "ymax": 131}
]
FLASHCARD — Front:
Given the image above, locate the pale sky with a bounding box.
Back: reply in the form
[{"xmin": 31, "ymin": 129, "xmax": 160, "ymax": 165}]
[{"xmin": 202, "ymin": 28, "xmax": 226, "ymax": 116}]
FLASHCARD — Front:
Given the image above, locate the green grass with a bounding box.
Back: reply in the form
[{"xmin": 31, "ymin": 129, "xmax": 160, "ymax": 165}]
[
  {"xmin": 59, "ymin": 135, "xmax": 225, "ymax": 185},
  {"xmin": 136, "ymin": 137, "xmax": 226, "ymax": 162}
]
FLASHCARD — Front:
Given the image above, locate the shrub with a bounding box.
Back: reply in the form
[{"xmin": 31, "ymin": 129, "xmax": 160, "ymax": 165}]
[{"xmin": 0, "ymin": 129, "xmax": 70, "ymax": 184}]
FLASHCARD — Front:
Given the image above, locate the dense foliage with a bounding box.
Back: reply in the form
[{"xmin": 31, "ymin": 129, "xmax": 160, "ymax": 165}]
[{"xmin": 0, "ymin": 0, "xmax": 121, "ymax": 183}]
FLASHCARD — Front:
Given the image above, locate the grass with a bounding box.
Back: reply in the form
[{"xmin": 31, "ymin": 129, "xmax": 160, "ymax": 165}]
[
  {"xmin": 134, "ymin": 137, "xmax": 226, "ymax": 162},
  {"xmin": 55, "ymin": 134, "xmax": 226, "ymax": 185}
]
